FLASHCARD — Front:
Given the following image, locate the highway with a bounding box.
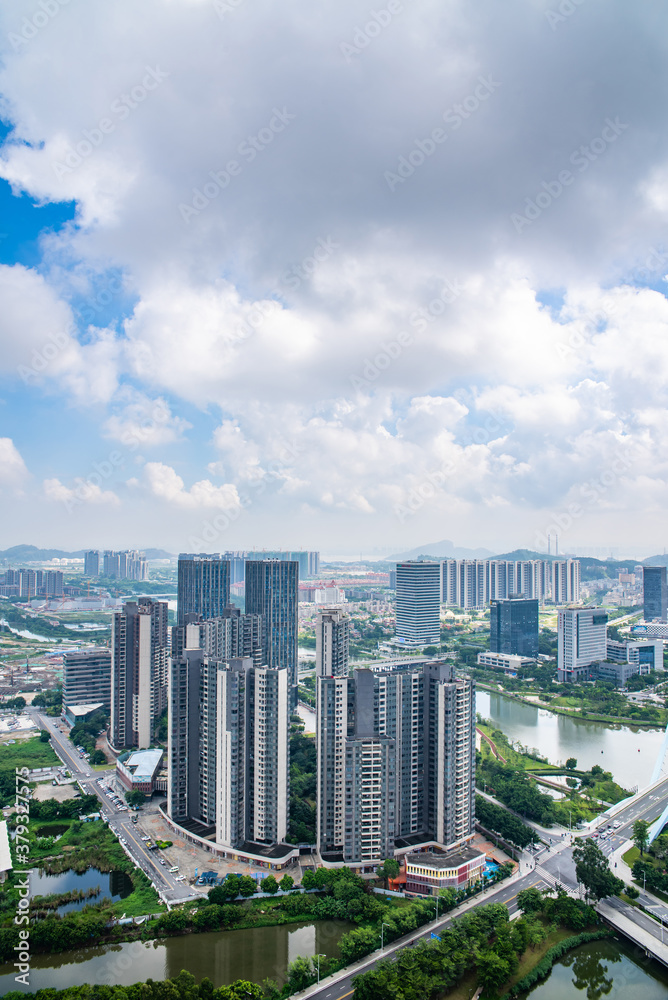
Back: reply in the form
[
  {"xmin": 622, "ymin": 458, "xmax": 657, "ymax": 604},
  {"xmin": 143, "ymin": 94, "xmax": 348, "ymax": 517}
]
[{"xmin": 28, "ymin": 708, "xmax": 198, "ymax": 905}]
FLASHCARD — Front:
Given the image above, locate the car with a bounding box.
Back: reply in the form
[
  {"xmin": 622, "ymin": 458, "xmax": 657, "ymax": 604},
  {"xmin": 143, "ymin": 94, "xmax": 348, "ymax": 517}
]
[
  {"xmin": 141, "ymin": 835, "xmax": 149, "ymax": 841},
  {"xmin": 120, "ymin": 838, "xmax": 127, "ymax": 845},
  {"xmin": 159, "ymin": 859, "xmax": 166, "ymax": 866},
  {"xmin": 169, "ymin": 866, "xmax": 179, "ymax": 873},
  {"xmin": 613, "ymin": 821, "xmax": 621, "ymax": 829}
]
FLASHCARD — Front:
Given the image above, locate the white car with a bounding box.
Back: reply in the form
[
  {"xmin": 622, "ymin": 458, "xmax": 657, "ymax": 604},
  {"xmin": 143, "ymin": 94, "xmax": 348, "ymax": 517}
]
[{"xmin": 175, "ymin": 875, "xmax": 185, "ymax": 881}]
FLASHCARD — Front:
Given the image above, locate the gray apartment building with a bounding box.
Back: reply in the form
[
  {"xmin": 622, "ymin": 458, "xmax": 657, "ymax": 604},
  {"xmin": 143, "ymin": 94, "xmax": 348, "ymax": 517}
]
[
  {"xmin": 168, "ymin": 629, "xmax": 289, "ymax": 851},
  {"xmin": 177, "ymin": 553, "xmax": 231, "ymax": 625},
  {"xmin": 63, "ymin": 647, "xmax": 112, "ymax": 713},
  {"xmin": 316, "ymin": 661, "xmax": 475, "ymax": 865},
  {"xmin": 315, "ymin": 606, "xmax": 350, "ymax": 678},
  {"xmin": 111, "ymin": 598, "xmax": 169, "ymax": 749}
]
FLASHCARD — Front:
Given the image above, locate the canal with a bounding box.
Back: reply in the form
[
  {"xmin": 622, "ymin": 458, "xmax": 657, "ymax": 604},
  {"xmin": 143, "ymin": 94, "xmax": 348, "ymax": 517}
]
[
  {"xmin": 0, "ymin": 920, "xmax": 355, "ymax": 994},
  {"xmin": 519, "ymin": 937, "xmax": 668, "ymax": 999},
  {"xmin": 476, "ymin": 689, "xmax": 665, "ymax": 789}
]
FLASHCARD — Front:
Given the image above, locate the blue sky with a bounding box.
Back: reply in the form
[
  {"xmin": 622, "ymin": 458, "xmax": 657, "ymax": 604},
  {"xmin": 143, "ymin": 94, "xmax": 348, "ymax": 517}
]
[{"xmin": 1, "ymin": 1, "xmax": 668, "ymax": 558}]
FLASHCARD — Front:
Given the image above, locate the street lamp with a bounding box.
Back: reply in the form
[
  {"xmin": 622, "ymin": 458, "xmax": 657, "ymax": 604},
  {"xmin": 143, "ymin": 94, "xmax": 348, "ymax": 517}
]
[
  {"xmin": 381, "ymin": 922, "xmax": 391, "ymax": 951},
  {"xmin": 315, "ymin": 954, "xmax": 326, "ymax": 984}
]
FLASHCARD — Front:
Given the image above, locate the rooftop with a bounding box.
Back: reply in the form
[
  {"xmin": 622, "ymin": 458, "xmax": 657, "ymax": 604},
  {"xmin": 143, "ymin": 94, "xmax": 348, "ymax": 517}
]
[
  {"xmin": 406, "ymin": 846, "xmax": 486, "ymax": 870},
  {"xmin": 119, "ymin": 748, "xmax": 163, "ymax": 781}
]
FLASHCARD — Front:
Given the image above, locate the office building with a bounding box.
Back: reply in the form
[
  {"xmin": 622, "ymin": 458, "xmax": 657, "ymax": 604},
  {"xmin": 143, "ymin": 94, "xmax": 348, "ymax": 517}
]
[
  {"xmin": 644, "ymin": 566, "xmax": 668, "ymax": 622},
  {"xmin": 63, "ymin": 648, "xmax": 112, "ymax": 714},
  {"xmin": 315, "ymin": 607, "xmax": 350, "ymax": 678},
  {"xmin": 395, "ymin": 561, "xmax": 441, "ymax": 646},
  {"xmin": 557, "ymin": 607, "xmax": 608, "ymax": 682},
  {"xmin": 476, "ymin": 651, "xmax": 535, "ymax": 675},
  {"xmin": 84, "ymin": 550, "xmax": 100, "ymax": 577},
  {"xmin": 222, "ymin": 550, "xmax": 319, "ymax": 580},
  {"xmin": 489, "ymin": 597, "xmax": 539, "ymax": 658},
  {"xmin": 168, "ymin": 634, "xmax": 289, "ymax": 850},
  {"xmin": 177, "ymin": 554, "xmax": 231, "ymax": 625},
  {"xmin": 111, "ymin": 598, "xmax": 168, "ymax": 749},
  {"xmin": 245, "ymin": 559, "xmax": 299, "ymax": 702},
  {"xmin": 316, "ymin": 661, "xmax": 475, "ymax": 864},
  {"xmin": 606, "ymin": 639, "xmax": 664, "ymax": 672}
]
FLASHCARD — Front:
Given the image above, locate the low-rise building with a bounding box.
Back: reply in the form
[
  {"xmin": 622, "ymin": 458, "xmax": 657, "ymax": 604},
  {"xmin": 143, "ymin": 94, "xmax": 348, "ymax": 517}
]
[
  {"xmin": 64, "ymin": 702, "xmax": 104, "ymax": 727},
  {"xmin": 116, "ymin": 748, "xmax": 164, "ymax": 796},
  {"xmin": 607, "ymin": 638, "xmax": 663, "ymax": 671},
  {"xmin": 476, "ymin": 652, "xmax": 534, "ymax": 675},
  {"xmin": 404, "ymin": 847, "xmax": 486, "ymax": 894}
]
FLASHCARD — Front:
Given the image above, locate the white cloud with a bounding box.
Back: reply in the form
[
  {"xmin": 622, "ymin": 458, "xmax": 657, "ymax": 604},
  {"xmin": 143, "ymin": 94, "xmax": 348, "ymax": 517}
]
[
  {"xmin": 43, "ymin": 477, "xmax": 120, "ymax": 509},
  {"xmin": 102, "ymin": 389, "xmax": 191, "ymax": 448},
  {"xmin": 142, "ymin": 462, "xmax": 241, "ymax": 509},
  {"xmin": 0, "ymin": 438, "xmax": 28, "ymax": 489}
]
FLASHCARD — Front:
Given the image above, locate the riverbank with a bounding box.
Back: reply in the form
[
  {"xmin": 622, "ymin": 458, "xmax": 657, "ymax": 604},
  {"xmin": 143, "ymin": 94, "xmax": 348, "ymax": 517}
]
[{"xmin": 476, "ymin": 681, "xmax": 665, "ymax": 729}]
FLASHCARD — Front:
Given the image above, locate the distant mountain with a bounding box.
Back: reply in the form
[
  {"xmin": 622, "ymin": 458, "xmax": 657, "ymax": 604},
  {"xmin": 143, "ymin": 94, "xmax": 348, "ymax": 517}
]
[
  {"xmin": 390, "ymin": 539, "xmax": 495, "ymax": 561},
  {"xmin": 0, "ymin": 544, "xmax": 174, "ymax": 563},
  {"xmin": 0, "ymin": 545, "xmax": 86, "ymax": 562},
  {"xmin": 641, "ymin": 554, "xmax": 668, "ymax": 566}
]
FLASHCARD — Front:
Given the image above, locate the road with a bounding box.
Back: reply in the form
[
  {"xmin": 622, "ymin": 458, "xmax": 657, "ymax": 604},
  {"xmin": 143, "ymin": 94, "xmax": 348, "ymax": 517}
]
[{"xmin": 27, "ymin": 708, "xmax": 199, "ymax": 905}]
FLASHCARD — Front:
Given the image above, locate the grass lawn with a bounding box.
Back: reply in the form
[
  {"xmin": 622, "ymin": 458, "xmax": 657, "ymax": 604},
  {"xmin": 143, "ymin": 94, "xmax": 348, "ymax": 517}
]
[
  {"xmin": 0, "ymin": 735, "xmax": 59, "ymax": 772},
  {"xmin": 476, "ymin": 722, "xmax": 556, "ymax": 771},
  {"xmin": 623, "ymin": 845, "xmax": 640, "ymax": 867},
  {"xmin": 500, "ymin": 926, "xmax": 576, "ymax": 996}
]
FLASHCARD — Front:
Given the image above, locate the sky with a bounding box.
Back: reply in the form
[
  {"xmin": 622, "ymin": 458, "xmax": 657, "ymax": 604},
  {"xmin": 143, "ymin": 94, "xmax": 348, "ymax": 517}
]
[{"xmin": 1, "ymin": 0, "xmax": 668, "ymax": 559}]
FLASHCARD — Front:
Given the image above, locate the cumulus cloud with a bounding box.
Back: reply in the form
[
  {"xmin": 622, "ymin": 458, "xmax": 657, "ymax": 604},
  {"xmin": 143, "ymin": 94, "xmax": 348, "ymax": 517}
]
[
  {"xmin": 142, "ymin": 462, "xmax": 241, "ymax": 509},
  {"xmin": 1, "ymin": 0, "xmax": 668, "ymax": 550},
  {"xmin": 43, "ymin": 477, "xmax": 120, "ymax": 509},
  {"xmin": 0, "ymin": 438, "xmax": 28, "ymax": 489}
]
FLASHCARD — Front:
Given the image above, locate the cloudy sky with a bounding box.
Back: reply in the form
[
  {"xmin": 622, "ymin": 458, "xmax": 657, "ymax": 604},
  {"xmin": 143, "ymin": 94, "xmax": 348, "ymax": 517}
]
[{"xmin": 0, "ymin": 0, "xmax": 667, "ymax": 558}]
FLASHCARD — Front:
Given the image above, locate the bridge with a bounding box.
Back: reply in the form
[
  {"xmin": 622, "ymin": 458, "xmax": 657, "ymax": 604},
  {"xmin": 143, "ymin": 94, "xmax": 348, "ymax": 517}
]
[{"xmin": 647, "ymin": 720, "xmax": 668, "ymax": 843}]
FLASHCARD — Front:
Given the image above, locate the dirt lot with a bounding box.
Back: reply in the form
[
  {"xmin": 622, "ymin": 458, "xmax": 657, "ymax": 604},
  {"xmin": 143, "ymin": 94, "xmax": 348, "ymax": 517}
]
[{"xmin": 32, "ymin": 780, "xmax": 78, "ymax": 802}]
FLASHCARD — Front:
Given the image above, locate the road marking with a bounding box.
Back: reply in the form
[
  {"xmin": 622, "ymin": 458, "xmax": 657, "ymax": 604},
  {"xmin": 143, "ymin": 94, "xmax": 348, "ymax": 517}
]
[{"xmin": 333, "ymin": 992, "xmax": 354, "ymax": 1000}]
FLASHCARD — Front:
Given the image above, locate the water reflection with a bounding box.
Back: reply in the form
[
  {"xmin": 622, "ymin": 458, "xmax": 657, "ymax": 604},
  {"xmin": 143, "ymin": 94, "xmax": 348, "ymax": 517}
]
[{"xmin": 564, "ymin": 944, "xmax": 619, "ymax": 999}]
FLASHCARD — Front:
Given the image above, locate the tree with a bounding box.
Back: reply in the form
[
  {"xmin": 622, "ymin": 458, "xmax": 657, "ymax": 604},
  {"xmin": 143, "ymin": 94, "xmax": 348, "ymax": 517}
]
[
  {"xmin": 125, "ymin": 789, "xmax": 145, "ymax": 808},
  {"xmin": 516, "ymin": 887, "xmax": 545, "ymax": 915},
  {"xmin": 476, "ymin": 950, "xmax": 511, "ymax": 993},
  {"xmin": 301, "ymin": 869, "xmax": 316, "ymax": 890},
  {"xmin": 565, "ymin": 757, "xmax": 578, "ymax": 769},
  {"xmin": 90, "ymin": 749, "xmax": 107, "ymax": 765},
  {"xmin": 633, "ymin": 819, "xmax": 650, "ymax": 857},
  {"xmin": 279, "ymin": 873, "xmax": 294, "ymax": 892},
  {"xmin": 238, "ymin": 874, "xmax": 257, "ymax": 897},
  {"xmin": 573, "ymin": 838, "xmax": 625, "ymax": 901},
  {"xmin": 377, "ymin": 858, "xmax": 400, "ymax": 888},
  {"xmin": 261, "ymin": 875, "xmax": 279, "ymax": 894},
  {"xmin": 39, "ymin": 730, "xmax": 51, "ymax": 743}
]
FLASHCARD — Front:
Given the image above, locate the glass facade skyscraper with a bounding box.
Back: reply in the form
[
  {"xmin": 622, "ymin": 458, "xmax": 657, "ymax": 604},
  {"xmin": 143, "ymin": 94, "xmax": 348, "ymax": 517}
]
[
  {"xmin": 489, "ymin": 597, "xmax": 539, "ymax": 658},
  {"xmin": 177, "ymin": 553, "xmax": 231, "ymax": 625},
  {"xmin": 643, "ymin": 566, "xmax": 668, "ymax": 622},
  {"xmin": 245, "ymin": 559, "xmax": 299, "ymax": 703}
]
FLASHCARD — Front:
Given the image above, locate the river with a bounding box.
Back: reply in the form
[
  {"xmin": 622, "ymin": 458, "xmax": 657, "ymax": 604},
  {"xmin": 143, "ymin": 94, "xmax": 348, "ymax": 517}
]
[
  {"xmin": 519, "ymin": 937, "xmax": 668, "ymax": 999},
  {"xmin": 0, "ymin": 920, "xmax": 354, "ymax": 994},
  {"xmin": 476, "ymin": 690, "xmax": 665, "ymax": 790}
]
